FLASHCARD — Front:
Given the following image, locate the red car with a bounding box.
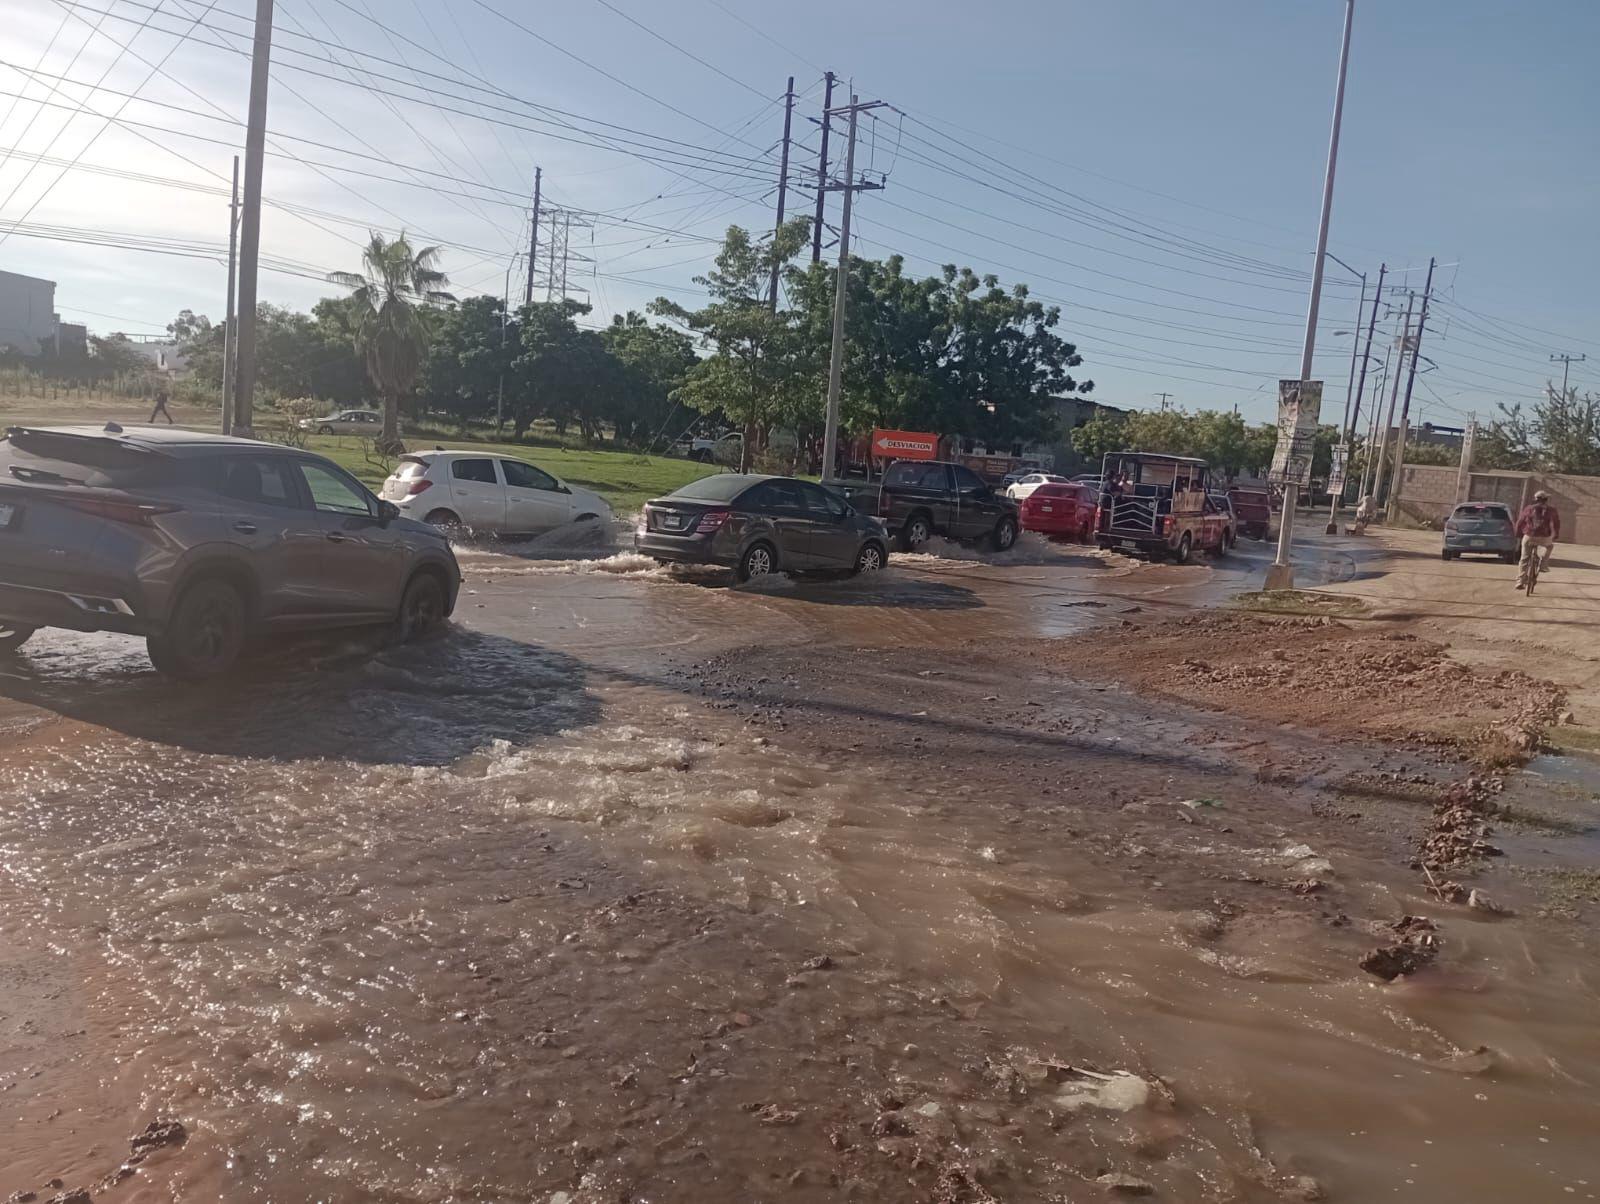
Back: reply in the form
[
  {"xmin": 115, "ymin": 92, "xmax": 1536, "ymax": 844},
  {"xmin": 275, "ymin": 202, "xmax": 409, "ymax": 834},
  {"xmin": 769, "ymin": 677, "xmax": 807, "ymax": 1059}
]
[{"xmin": 1019, "ymin": 482, "xmax": 1097, "ymax": 541}]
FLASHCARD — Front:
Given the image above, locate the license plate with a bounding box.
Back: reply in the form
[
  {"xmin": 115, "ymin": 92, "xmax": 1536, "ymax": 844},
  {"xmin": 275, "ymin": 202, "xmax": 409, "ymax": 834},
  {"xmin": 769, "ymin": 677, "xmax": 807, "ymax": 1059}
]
[
  {"xmin": 1470, "ymin": 539, "xmax": 1485, "ymax": 547},
  {"xmin": 1040, "ymin": 505, "xmax": 1054, "ymax": 513},
  {"xmin": 0, "ymin": 502, "xmax": 15, "ymax": 530},
  {"xmin": 1120, "ymin": 540, "xmax": 1139, "ymax": 550},
  {"xmin": 660, "ymin": 514, "xmax": 684, "ymax": 530}
]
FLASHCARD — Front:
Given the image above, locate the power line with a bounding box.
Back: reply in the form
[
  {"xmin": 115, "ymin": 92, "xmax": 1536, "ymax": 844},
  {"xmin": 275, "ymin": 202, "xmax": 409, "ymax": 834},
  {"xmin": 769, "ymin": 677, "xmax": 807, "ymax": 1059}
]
[{"xmin": 590, "ymin": 0, "xmax": 767, "ymax": 100}]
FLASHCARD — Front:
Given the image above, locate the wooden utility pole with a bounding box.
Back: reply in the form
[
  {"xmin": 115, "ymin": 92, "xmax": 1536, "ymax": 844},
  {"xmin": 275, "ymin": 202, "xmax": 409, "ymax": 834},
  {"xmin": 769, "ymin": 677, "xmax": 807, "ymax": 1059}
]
[
  {"xmin": 1370, "ymin": 291, "xmax": 1416, "ymax": 509},
  {"xmin": 810, "ymin": 71, "xmax": 835, "ymax": 264},
  {"xmin": 524, "ymin": 166, "xmax": 541, "ymax": 306},
  {"xmin": 230, "ymin": 0, "xmax": 275, "ymax": 439},
  {"xmin": 768, "ymin": 76, "xmax": 795, "ymax": 313},
  {"xmin": 221, "ymin": 154, "xmax": 239, "ymax": 435},
  {"xmin": 1386, "ymin": 256, "xmax": 1436, "ymax": 523}
]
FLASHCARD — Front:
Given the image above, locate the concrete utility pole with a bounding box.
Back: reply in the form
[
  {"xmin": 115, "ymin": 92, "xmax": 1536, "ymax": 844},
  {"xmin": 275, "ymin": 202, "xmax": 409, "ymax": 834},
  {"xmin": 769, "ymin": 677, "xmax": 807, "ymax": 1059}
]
[
  {"xmin": 1268, "ymin": 0, "xmax": 1354, "ymax": 590},
  {"xmin": 1385, "ymin": 256, "xmax": 1436, "ymax": 523},
  {"xmin": 1370, "ymin": 291, "xmax": 1416, "ymax": 508},
  {"xmin": 820, "ymin": 93, "xmax": 885, "ymax": 483},
  {"xmin": 1359, "ymin": 336, "xmax": 1393, "ymax": 501},
  {"xmin": 1551, "ymin": 352, "xmax": 1586, "ymax": 397},
  {"xmin": 524, "ymin": 166, "xmax": 541, "ymax": 306},
  {"xmin": 1456, "ymin": 413, "xmax": 1476, "ymax": 504},
  {"xmin": 768, "ymin": 76, "xmax": 796, "ymax": 312},
  {"xmin": 1324, "ymin": 267, "xmax": 1367, "ymax": 532},
  {"xmin": 230, "ymin": 0, "xmax": 274, "ymax": 440},
  {"xmin": 221, "ymin": 153, "xmax": 239, "ymax": 436},
  {"xmin": 811, "ymin": 71, "xmax": 835, "ymax": 264},
  {"xmin": 1347, "ymin": 261, "xmax": 1385, "ymax": 444}
]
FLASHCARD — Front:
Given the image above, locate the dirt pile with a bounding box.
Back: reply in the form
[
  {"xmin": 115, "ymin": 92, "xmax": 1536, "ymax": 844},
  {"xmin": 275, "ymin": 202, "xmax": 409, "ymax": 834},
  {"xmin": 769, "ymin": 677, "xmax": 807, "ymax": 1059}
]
[{"xmin": 1042, "ymin": 612, "xmax": 1566, "ymax": 758}]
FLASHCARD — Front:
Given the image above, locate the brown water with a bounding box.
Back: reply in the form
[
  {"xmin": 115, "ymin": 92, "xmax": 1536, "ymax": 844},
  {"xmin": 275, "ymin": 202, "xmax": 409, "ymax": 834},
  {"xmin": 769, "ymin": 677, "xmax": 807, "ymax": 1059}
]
[{"xmin": 2, "ymin": 540, "xmax": 1598, "ymax": 1201}]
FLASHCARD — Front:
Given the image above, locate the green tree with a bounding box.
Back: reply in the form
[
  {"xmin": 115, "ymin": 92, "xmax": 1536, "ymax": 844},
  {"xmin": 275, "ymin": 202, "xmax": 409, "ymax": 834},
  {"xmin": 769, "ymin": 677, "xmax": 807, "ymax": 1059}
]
[
  {"xmin": 1120, "ymin": 408, "xmax": 1196, "ymax": 455},
  {"xmin": 166, "ymin": 308, "xmax": 212, "ymax": 347},
  {"xmin": 329, "ymin": 231, "xmax": 452, "ymax": 450},
  {"xmin": 602, "ymin": 311, "xmax": 697, "ymax": 447},
  {"xmin": 421, "ymin": 296, "xmax": 514, "ymax": 430},
  {"xmin": 1189, "ymin": 410, "xmax": 1252, "ymax": 478},
  {"xmin": 649, "ymin": 219, "xmax": 813, "ymax": 471},
  {"xmin": 1071, "ymin": 409, "xmax": 1128, "ymax": 464}
]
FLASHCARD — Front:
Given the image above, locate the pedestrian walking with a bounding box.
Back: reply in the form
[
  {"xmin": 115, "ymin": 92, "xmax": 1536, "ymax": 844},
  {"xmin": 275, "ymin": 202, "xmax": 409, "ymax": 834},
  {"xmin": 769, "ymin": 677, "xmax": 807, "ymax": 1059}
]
[{"xmin": 148, "ymin": 387, "xmax": 174, "ymax": 425}]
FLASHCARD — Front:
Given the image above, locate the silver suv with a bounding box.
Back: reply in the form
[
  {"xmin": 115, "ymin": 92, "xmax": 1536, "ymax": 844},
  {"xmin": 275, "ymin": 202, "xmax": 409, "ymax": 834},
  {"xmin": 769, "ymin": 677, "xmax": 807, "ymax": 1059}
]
[{"xmin": 0, "ymin": 425, "xmax": 460, "ymax": 678}]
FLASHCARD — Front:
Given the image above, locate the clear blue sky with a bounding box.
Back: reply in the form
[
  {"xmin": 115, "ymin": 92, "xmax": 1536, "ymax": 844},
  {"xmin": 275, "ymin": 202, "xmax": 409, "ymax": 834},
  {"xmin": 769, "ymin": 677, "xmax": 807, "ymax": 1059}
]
[{"xmin": 1, "ymin": 0, "xmax": 1595, "ymax": 426}]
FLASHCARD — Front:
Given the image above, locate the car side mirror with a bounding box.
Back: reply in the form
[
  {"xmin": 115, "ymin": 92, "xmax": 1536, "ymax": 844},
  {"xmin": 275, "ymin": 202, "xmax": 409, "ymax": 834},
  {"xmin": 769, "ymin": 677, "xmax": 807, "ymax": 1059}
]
[{"xmin": 377, "ymin": 500, "xmax": 400, "ymax": 524}]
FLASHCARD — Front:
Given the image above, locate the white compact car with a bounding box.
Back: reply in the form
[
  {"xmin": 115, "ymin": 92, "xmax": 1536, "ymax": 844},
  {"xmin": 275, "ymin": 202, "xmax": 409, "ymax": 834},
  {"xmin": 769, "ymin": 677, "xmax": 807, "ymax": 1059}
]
[
  {"xmin": 299, "ymin": 408, "xmax": 384, "ymax": 435},
  {"xmin": 1005, "ymin": 472, "xmax": 1070, "ymax": 501},
  {"xmin": 380, "ymin": 451, "xmax": 612, "ymax": 536}
]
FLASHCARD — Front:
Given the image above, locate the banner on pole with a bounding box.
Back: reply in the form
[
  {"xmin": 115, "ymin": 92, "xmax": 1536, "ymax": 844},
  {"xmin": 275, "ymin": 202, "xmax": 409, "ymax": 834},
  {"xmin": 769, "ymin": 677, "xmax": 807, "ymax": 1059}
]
[
  {"xmin": 1268, "ymin": 379, "xmax": 1323, "ymax": 488},
  {"xmin": 1327, "ymin": 443, "xmax": 1348, "ymax": 497}
]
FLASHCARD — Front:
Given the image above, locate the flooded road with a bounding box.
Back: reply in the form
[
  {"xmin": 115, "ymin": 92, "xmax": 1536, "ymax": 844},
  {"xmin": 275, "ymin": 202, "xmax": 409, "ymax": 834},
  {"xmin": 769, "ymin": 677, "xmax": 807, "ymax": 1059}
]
[{"xmin": 2, "ymin": 534, "xmax": 1598, "ymax": 1202}]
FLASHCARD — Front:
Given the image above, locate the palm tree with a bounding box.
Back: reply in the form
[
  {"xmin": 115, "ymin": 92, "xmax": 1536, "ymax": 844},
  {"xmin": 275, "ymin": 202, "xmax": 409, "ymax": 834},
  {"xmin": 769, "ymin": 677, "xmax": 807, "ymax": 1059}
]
[{"xmin": 329, "ymin": 232, "xmax": 452, "ymax": 450}]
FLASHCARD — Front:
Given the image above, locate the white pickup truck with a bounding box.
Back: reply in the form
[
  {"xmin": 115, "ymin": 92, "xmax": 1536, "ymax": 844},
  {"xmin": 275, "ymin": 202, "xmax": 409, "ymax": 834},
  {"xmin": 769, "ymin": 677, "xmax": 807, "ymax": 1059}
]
[{"xmin": 673, "ymin": 431, "xmax": 743, "ymax": 464}]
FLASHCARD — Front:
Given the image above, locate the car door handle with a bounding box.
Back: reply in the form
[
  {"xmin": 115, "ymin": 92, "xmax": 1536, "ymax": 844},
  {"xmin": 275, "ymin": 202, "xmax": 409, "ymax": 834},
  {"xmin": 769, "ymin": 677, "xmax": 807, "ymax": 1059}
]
[
  {"xmin": 232, "ymin": 521, "xmax": 258, "ymax": 534},
  {"xmin": 326, "ymin": 531, "xmax": 350, "ymax": 543}
]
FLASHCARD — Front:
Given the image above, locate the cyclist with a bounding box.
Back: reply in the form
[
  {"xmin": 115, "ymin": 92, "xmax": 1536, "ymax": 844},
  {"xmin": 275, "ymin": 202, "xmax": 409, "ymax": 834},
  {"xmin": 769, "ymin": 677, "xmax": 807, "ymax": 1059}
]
[{"xmin": 1514, "ymin": 490, "xmax": 1560, "ymax": 589}]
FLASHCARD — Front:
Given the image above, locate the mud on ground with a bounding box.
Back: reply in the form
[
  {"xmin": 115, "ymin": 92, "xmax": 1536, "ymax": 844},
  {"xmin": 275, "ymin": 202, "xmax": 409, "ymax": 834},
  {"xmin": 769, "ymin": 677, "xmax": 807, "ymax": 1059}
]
[{"xmin": 1039, "ymin": 611, "xmax": 1568, "ymax": 763}]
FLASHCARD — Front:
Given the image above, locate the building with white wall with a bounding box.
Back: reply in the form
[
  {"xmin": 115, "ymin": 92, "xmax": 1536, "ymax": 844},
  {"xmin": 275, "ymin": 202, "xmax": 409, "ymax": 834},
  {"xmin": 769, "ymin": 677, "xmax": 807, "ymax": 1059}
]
[{"xmin": 0, "ymin": 269, "xmax": 58, "ymax": 356}]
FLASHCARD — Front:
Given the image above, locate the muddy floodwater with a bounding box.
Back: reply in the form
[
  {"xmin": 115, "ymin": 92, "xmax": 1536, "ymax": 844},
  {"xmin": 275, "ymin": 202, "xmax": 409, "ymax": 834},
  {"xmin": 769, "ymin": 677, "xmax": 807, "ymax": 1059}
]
[{"xmin": 2, "ymin": 535, "xmax": 1598, "ymax": 1201}]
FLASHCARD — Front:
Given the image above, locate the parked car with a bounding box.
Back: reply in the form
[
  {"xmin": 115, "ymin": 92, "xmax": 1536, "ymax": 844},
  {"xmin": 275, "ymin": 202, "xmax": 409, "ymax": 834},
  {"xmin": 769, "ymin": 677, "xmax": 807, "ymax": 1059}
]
[
  {"xmin": 1227, "ymin": 486, "xmax": 1272, "ymax": 541},
  {"xmin": 1018, "ymin": 482, "xmax": 1097, "ymax": 541},
  {"xmin": 298, "ymin": 408, "xmax": 383, "ymax": 436},
  {"xmin": 1442, "ymin": 501, "xmax": 1519, "ymax": 562},
  {"xmin": 1004, "ymin": 472, "xmax": 1071, "ymax": 501},
  {"xmin": 380, "ymin": 451, "xmax": 612, "ymax": 536},
  {"xmin": 848, "ymin": 460, "xmax": 1020, "ymax": 552},
  {"xmin": 0, "ymin": 424, "xmax": 460, "ymax": 678},
  {"xmin": 1207, "ymin": 492, "xmax": 1239, "ymax": 550},
  {"xmin": 636, "ymin": 474, "xmax": 888, "ymax": 581}
]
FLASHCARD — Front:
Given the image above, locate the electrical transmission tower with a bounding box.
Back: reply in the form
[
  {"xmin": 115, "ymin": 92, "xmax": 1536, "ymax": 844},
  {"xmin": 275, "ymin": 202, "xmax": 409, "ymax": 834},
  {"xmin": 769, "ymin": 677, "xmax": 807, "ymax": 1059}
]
[{"xmin": 530, "ymin": 206, "xmax": 593, "ymax": 304}]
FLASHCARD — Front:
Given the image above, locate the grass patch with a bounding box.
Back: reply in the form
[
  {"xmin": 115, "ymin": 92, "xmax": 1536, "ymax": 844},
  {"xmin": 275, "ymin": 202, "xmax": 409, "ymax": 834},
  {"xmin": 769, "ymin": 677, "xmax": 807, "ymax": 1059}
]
[
  {"xmin": 304, "ymin": 434, "xmax": 720, "ymax": 513},
  {"xmin": 1544, "ymin": 725, "xmax": 1600, "ymax": 756},
  {"xmin": 1516, "ymin": 866, "xmax": 1600, "ymax": 909},
  {"xmin": 1494, "ymin": 802, "xmax": 1595, "ymax": 836},
  {"xmin": 1231, "ymin": 589, "xmax": 1369, "ymax": 619}
]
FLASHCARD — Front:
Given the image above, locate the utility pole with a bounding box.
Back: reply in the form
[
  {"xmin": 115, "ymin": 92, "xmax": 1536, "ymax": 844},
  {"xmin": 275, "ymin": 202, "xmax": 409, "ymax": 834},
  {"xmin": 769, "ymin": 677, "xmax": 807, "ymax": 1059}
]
[
  {"xmin": 811, "ymin": 71, "xmax": 835, "ymax": 264},
  {"xmin": 1347, "ymin": 261, "xmax": 1385, "ymax": 444},
  {"xmin": 1325, "ymin": 266, "xmax": 1369, "ymax": 533},
  {"xmin": 1154, "ymin": 392, "xmax": 1173, "ymax": 412},
  {"xmin": 1358, "ymin": 336, "xmax": 1393, "ymax": 501},
  {"xmin": 497, "ymin": 251, "xmax": 519, "ymax": 434},
  {"xmin": 230, "ymin": 0, "xmax": 274, "ymax": 439},
  {"xmin": 768, "ymin": 76, "xmax": 795, "ymax": 312},
  {"xmin": 221, "ymin": 153, "xmax": 239, "ymax": 436},
  {"xmin": 1385, "ymin": 256, "xmax": 1436, "ymax": 523},
  {"xmin": 820, "ymin": 93, "xmax": 885, "ymax": 483},
  {"xmin": 1551, "ymin": 352, "xmax": 1586, "ymax": 397},
  {"xmin": 1456, "ymin": 413, "xmax": 1476, "ymax": 504},
  {"xmin": 524, "ymin": 166, "xmax": 541, "ymax": 307},
  {"xmin": 1268, "ymin": 0, "xmax": 1354, "ymax": 590},
  {"xmin": 1370, "ymin": 291, "xmax": 1416, "ymax": 509}
]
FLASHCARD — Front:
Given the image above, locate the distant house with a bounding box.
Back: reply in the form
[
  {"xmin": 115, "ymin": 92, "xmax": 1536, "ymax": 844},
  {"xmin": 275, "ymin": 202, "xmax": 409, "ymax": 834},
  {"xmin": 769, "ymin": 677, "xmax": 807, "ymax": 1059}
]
[{"xmin": 0, "ymin": 269, "xmax": 58, "ymax": 356}]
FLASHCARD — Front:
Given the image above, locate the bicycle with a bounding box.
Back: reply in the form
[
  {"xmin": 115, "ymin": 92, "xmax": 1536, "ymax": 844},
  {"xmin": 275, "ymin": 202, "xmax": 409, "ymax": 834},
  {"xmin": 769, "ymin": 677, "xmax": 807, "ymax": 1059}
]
[{"xmin": 1523, "ymin": 541, "xmax": 1550, "ymax": 596}]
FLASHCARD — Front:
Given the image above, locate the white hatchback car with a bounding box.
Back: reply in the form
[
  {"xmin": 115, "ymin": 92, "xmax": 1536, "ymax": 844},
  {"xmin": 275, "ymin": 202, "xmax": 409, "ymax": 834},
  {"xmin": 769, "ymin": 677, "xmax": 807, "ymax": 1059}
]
[{"xmin": 380, "ymin": 451, "xmax": 612, "ymax": 536}]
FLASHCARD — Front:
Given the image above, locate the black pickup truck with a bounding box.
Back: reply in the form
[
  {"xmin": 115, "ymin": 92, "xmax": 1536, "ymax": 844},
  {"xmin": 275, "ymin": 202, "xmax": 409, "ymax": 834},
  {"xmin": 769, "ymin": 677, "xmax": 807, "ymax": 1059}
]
[{"xmin": 841, "ymin": 460, "xmax": 1020, "ymax": 552}]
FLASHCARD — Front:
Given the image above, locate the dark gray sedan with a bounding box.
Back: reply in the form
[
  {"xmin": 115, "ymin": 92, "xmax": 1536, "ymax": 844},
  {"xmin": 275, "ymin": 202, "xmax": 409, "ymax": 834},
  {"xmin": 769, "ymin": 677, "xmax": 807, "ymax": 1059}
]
[
  {"xmin": 636, "ymin": 474, "xmax": 890, "ymax": 581},
  {"xmin": 1441, "ymin": 502, "xmax": 1519, "ymax": 562}
]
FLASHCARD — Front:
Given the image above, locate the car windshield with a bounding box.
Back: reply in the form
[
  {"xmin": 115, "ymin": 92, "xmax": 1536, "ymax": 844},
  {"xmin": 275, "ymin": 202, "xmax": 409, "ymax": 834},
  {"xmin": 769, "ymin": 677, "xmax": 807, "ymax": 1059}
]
[{"xmin": 665, "ymin": 474, "xmax": 766, "ymax": 503}]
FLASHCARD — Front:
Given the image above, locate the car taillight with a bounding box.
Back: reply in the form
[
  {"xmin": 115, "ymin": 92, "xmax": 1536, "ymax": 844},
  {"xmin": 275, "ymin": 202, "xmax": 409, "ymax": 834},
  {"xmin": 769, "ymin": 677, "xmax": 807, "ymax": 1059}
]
[
  {"xmin": 1163, "ymin": 515, "xmax": 1174, "ymax": 535},
  {"xmin": 695, "ymin": 509, "xmax": 732, "ymax": 533},
  {"xmin": 1444, "ymin": 521, "xmax": 1458, "ymax": 533},
  {"xmin": 60, "ymin": 496, "xmax": 182, "ymax": 526},
  {"xmin": 406, "ymin": 479, "xmax": 434, "ymax": 496}
]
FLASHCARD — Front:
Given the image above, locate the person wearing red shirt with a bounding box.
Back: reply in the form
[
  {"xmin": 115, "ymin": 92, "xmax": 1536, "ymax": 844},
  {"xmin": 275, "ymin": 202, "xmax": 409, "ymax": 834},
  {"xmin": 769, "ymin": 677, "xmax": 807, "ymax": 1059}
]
[{"xmin": 1514, "ymin": 490, "xmax": 1561, "ymax": 589}]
